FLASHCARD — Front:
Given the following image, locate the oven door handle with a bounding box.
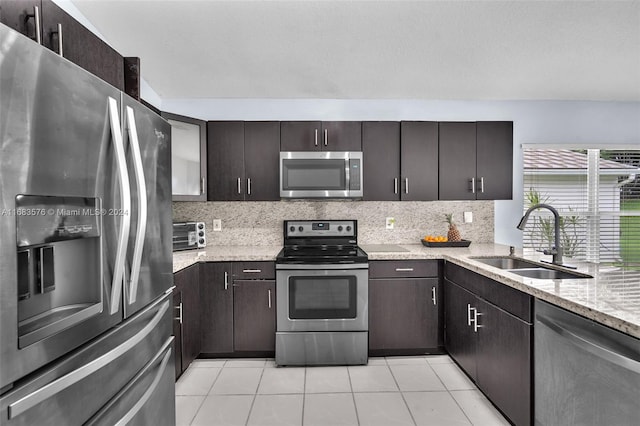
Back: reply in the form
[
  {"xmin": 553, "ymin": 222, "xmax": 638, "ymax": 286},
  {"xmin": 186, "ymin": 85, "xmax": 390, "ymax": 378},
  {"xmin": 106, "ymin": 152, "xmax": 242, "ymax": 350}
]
[{"xmin": 276, "ymin": 263, "xmax": 369, "ymax": 270}]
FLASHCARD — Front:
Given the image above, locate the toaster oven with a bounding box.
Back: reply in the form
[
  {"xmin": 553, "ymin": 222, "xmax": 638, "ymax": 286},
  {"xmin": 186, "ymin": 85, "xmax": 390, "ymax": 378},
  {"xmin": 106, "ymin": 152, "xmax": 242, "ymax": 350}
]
[{"xmin": 172, "ymin": 222, "xmax": 206, "ymax": 251}]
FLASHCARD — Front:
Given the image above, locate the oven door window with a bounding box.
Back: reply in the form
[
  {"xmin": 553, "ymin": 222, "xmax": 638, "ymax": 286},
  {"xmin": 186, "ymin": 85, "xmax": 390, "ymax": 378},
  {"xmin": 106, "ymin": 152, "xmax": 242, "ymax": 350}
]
[
  {"xmin": 289, "ymin": 275, "xmax": 357, "ymax": 319},
  {"xmin": 282, "ymin": 159, "xmax": 346, "ymax": 191}
]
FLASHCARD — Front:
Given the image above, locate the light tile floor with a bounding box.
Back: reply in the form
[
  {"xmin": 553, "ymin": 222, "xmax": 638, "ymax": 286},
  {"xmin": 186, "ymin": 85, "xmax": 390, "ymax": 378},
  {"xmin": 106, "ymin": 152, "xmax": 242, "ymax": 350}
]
[{"xmin": 176, "ymin": 355, "xmax": 510, "ymax": 426}]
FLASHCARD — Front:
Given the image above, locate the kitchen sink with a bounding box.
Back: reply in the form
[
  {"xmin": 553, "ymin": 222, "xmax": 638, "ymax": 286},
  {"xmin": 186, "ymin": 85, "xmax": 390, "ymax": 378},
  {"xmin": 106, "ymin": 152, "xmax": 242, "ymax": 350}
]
[
  {"xmin": 471, "ymin": 257, "xmax": 541, "ymax": 269},
  {"xmin": 508, "ymin": 268, "xmax": 591, "ymax": 280},
  {"xmin": 470, "ymin": 256, "xmax": 592, "ymax": 280}
]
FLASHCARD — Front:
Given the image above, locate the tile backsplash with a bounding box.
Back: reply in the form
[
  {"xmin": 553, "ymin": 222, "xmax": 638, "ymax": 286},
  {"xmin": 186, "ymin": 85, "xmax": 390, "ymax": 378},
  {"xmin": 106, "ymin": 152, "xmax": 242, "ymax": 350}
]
[{"xmin": 172, "ymin": 201, "xmax": 494, "ymax": 246}]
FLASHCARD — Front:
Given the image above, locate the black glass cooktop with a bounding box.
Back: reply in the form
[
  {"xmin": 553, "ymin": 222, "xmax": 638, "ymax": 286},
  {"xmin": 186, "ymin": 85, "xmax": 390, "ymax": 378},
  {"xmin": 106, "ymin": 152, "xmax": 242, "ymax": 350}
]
[{"xmin": 276, "ymin": 245, "xmax": 369, "ymax": 264}]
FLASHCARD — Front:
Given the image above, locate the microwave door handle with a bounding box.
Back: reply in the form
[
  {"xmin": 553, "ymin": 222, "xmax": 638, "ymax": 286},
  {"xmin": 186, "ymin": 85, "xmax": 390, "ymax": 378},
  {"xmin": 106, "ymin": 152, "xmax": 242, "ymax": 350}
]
[
  {"xmin": 345, "ymin": 159, "xmax": 350, "ymax": 192},
  {"xmin": 107, "ymin": 97, "xmax": 130, "ymax": 315},
  {"xmin": 125, "ymin": 106, "xmax": 147, "ymax": 305}
]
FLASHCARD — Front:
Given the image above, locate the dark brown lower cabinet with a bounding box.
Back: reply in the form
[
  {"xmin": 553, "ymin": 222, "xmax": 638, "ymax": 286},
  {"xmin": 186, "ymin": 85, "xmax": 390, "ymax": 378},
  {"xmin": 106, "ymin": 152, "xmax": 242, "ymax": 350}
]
[
  {"xmin": 368, "ymin": 260, "xmax": 442, "ymax": 356},
  {"xmin": 475, "ymin": 298, "xmax": 531, "ymax": 426},
  {"xmin": 200, "ymin": 262, "xmax": 234, "ymax": 354},
  {"xmin": 173, "ymin": 264, "xmax": 201, "ymax": 379},
  {"xmin": 443, "ymin": 280, "xmax": 477, "ymax": 380},
  {"xmin": 172, "ymin": 288, "xmax": 183, "ymax": 379},
  {"xmin": 233, "ymin": 280, "xmax": 276, "ymax": 353},
  {"xmin": 444, "ymin": 263, "xmax": 532, "ymax": 426}
]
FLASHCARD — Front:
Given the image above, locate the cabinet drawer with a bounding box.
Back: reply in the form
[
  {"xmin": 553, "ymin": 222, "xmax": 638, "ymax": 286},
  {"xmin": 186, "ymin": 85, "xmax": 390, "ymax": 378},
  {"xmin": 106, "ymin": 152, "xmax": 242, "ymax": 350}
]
[
  {"xmin": 232, "ymin": 262, "xmax": 275, "ymax": 280},
  {"xmin": 369, "ymin": 260, "xmax": 439, "ymax": 278}
]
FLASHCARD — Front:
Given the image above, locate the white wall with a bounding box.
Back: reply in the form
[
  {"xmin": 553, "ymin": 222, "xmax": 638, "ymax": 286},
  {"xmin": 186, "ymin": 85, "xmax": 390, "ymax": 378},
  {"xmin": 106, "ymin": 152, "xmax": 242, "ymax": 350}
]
[{"xmin": 163, "ymin": 98, "xmax": 640, "ymax": 246}]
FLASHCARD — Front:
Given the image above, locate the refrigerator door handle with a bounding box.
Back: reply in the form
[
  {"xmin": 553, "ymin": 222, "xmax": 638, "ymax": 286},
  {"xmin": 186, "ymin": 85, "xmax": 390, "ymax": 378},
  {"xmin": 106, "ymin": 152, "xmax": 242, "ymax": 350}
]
[
  {"xmin": 7, "ymin": 299, "xmax": 170, "ymax": 419},
  {"xmin": 125, "ymin": 106, "xmax": 147, "ymax": 305},
  {"xmin": 108, "ymin": 97, "xmax": 130, "ymax": 315},
  {"xmin": 112, "ymin": 348, "xmax": 172, "ymax": 426}
]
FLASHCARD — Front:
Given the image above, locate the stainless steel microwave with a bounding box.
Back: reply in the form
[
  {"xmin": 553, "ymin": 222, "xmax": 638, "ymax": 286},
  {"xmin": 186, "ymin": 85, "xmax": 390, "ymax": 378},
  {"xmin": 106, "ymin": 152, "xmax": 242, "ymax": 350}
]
[{"xmin": 280, "ymin": 151, "xmax": 363, "ymax": 198}]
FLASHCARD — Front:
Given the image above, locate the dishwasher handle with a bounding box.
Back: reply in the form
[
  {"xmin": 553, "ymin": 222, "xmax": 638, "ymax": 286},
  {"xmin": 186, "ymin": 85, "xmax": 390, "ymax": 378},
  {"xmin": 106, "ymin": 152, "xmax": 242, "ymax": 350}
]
[{"xmin": 537, "ymin": 314, "xmax": 640, "ymax": 374}]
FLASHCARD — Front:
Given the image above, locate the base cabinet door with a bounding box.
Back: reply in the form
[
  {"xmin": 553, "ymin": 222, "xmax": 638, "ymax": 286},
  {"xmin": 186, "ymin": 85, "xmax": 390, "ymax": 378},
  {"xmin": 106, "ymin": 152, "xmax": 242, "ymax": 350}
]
[
  {"xmin": 443, "ymin": 279, "xmax": 478, "ymax": 380},
  {"xmin": 200, "ymin": 263, "xmax": 234, "ymax": 354},
  {"xmin": 369, "ymin": 278, "xmax": 440, "ymax": 352},
  {"xmin": 475, "ymin": 298, "xmax": 532, "ymax": 426},
  {"xmin": 172, "ymin": 289, "xmax": 183, "ymax": 379},
  {"xmin": 233, "ymin": 280, "xmax": 276, "ymax": 352}
]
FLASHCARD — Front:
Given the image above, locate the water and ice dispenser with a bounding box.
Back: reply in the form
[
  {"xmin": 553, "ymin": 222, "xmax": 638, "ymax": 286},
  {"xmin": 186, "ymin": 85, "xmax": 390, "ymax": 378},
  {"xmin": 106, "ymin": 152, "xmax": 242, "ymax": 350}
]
[{"xmin": 16, "ymin": 195, "xmax": 104, "ymax": 348}]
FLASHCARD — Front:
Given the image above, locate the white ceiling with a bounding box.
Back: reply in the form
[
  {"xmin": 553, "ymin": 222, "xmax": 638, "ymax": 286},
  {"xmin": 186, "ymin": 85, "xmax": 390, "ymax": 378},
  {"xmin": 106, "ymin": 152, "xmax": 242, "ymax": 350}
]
[{"xmin": 70, "ymin": 0, "xmax": 640, "ymax": 101}]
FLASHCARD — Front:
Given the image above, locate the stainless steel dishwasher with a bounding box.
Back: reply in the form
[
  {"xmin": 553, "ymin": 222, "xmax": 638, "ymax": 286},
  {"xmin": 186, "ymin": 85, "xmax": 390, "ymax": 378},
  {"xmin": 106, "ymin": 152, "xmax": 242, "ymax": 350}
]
[{"xmin": 535, "ymin": 300, "xmax": 640, "ymax": 426}]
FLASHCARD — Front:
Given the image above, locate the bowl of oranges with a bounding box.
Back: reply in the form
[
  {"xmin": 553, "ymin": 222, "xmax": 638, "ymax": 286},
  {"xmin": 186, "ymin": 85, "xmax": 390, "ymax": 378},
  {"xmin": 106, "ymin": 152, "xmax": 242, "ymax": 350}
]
[{"xmin": 421, "ymin": 235, "xmax": 471, "ymax": 247}]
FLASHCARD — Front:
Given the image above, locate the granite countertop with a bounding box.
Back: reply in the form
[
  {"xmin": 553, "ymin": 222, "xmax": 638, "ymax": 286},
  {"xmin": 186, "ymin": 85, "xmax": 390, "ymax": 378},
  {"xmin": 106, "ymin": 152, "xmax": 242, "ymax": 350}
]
[{"xmin": 173, "ymin": 243, "xmax": 640, "ymax": 339}]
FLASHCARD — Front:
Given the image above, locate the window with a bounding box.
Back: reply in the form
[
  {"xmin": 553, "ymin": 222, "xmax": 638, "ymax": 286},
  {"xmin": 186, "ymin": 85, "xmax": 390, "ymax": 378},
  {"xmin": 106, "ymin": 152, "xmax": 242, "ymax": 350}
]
[{"xmin": 522, "ymin": 148, "xmax": 640, "ymax": 266}]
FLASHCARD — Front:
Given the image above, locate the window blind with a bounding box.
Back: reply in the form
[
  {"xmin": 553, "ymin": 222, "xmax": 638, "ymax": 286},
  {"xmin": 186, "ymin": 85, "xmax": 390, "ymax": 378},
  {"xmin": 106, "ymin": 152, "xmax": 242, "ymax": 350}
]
[{"xmin": 522, "ymin": 148, "xmax": 640, "ymax": 266}]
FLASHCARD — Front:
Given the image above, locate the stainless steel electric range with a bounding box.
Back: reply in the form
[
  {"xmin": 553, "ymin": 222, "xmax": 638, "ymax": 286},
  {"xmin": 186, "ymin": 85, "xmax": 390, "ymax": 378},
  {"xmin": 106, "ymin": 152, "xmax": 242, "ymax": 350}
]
[{"xmin": 275, "ymin": 220, "xmax": 369, "ymax": 366}]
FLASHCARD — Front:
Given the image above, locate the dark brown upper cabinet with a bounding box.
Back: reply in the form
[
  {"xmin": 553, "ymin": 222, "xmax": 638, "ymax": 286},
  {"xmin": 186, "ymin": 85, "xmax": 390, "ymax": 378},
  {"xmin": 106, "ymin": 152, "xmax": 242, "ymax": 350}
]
[
  {"xmin": 439, "ymin": 121, "xmax": 513, "ymax": 200},
  {"xmin": 1, "ymin": 0, "xmax": 125, "ymax": 90},
  {"xmin": 363, "ymin": 122, "xmax": 400, "ymax": 201},
  {"xmin": 281, "ymin": 121, "xmax": 362, "ymax": 151},
  {"xmin": 476, "ymin": 121, "xmax": 513, "ymax": 200},
  {"xmin": 363, "ymin": 121, "xmax": 438, "ymax": 201},
  {"xmin": 207, "ymin": 121, "xmax": 280, "ymax": 201},
  {"xmin": 401, "ymin": 121, "xmax": 439, "ymax": 201}
]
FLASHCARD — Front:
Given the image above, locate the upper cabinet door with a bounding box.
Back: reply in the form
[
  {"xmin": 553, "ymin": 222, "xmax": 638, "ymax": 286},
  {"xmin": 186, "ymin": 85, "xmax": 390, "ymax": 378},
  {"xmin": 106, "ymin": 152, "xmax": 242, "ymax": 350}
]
[
  {"xmin": 476, "ymin": 121, "xmax": 513, "ymax": 200},
  {"xmin": 207, "ymin": 121, "xmax": 245, "ymax": 201},
  {"xmin": 280, "ymin": 121, "xmax": 322, "ymax": 151},
  {"xmin": 438, "ymin": 122, "xmax": 477, "ymax": 200},
  {"xmin": 40, "ymin": 0, "xmax": 124, "ymax": 90},
  {"xmin": 0, "ymin": 1, "xmax": 42, "ymax": 38},
  {"xmin": 401, "ymin": 121, "xmax": 439, "ymax": 201},
  {"xmin": 164, "ymin": 112, "xmax": 208, "ymax": 201},
  {"xmin": 321, "ymin": 121, "xmax": 362, "ymax": 151},
  {"xmin": 281, "ymin": 121, "xmax": 362, "ymax": 151},
  {"xmin": 244, "ymin": 122, "xmax": 280, "ymax": 201},
  {"xmin": 363, "ymin": 122, "xmax": 400, "ymax": 201}
]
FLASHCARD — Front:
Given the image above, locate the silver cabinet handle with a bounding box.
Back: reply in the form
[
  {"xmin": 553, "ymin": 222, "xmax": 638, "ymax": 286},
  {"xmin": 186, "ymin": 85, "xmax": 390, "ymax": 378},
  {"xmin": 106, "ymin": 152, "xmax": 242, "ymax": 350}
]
[
  {"xmin": 8, "ymin": 300, "xmax": 169, "ymax": 419},
  {"xmin": 324, "ymin": 128, "xmax": 328, "ymax": 146},
  {"xmin": 26, "ymin": 5, "xmax": 42, "ymax": 44},
  {"xmin": 125, "ymin": 106, "xmax": 146, "ymax": 305},
  {"xmin": 247, "ymin": 178, "xmax": 251, "ymax": 195},
  {"xmin": 201, "ymin": 177, "xmax": 205, "ymax": 195},
  {"xmin": 479, "ymin": 177, "xmax": 484, "ymax": 193},
  {"xmin": 57, "ymin": 23, "xmax": 63, "ymax": 56},
  {"xmin": 113, "ymin": 347, "xmax": 172, "ymax": 426},
  {"xmin": 473, "ymin": 310, "xmax": 483, "ymax": 333},
  {"xmin": 237, "ymin": 177, "xmax": 241, "ymax": 194},
  {"xmin": 394, "ymin": 178, "xmax": 398, "ymax": 194},
  {"xmin": 314, "ymin": 129, "xmax": 318, "ymax": 146},
  {"xmin": 405, "ymin": 178, "xmax": 409, "ymax": 194},
  {"xmin": 51, "ymin": 23, "xmax": 63, "ymax": 57},
  {"xmin": 107, "ymin": 97, "xmax": 130, "ymax": 315},
  {"xmin": 242, "ymin": 269, "xmax": 262, "ymax": 273},
  {"xmin": 467, "ymin": 304, "xmax": 475, "ymax": 326},
  {"xmin": 470, "ymin": 177, "xmax": 476, "ymax": 194},
  {"xmin": 431, "ymin": 287, "xmax": 437, "ymax": 305},
  {"xmin": 174, "ymin": 303, "xmax": 183, "ymax": 324},
  {"xmin": 268, "ymin": 289, "xmax": 272, "ymax": 309},
  {"xmin": 224, "ymin": 271, "xmax": 229, "ymax": 290},
  {"xmin": 395, "ymin": 268, "xmax": 414, "ymax": 272}
]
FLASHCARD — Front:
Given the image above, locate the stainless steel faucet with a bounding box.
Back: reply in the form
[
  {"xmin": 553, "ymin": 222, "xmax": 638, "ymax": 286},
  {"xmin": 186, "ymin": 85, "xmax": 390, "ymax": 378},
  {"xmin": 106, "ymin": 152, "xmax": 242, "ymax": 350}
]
[{"xmin": 517, "ymin": 203, "xmax": 563, "ymax": 265}]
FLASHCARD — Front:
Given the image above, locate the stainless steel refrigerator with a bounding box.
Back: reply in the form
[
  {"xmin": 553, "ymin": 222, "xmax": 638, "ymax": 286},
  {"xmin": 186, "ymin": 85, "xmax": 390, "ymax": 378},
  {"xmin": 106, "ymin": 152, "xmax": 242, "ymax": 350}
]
[{"xmin": 0, "ymin": 23, "xmax": 175, "ymax": 425}]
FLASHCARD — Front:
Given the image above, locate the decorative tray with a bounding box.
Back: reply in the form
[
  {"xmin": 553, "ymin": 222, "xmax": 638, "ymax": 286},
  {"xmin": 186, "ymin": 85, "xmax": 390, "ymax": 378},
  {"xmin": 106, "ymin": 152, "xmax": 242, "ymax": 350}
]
[{"xmin": 421, "ymin": 239, "xmax": 472, "ymax": 247}]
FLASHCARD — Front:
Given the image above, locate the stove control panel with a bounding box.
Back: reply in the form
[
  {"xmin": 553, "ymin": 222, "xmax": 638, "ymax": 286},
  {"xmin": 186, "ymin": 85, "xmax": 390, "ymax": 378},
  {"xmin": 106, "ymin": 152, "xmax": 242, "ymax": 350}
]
[{"xmin": 284, "ymin": 220, "xmax": 356, "ymax": 238}]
